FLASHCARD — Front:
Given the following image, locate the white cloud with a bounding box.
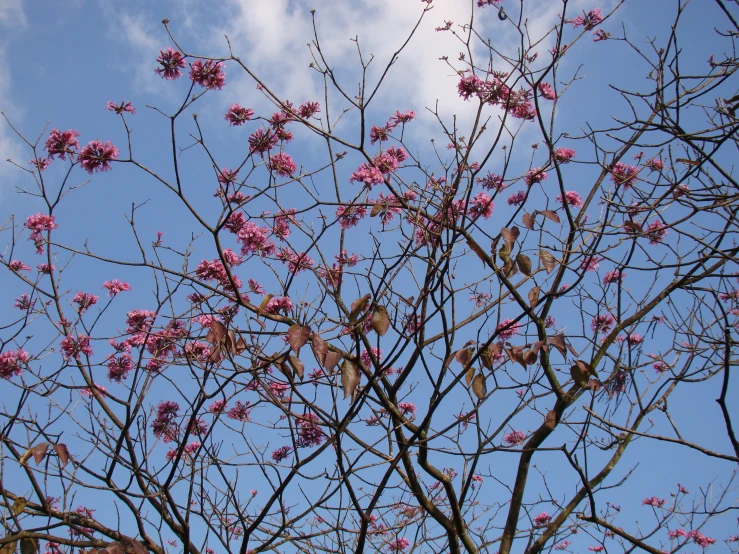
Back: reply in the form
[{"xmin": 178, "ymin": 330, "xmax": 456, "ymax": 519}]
[{"xmin": 0, "ymin": 0, "xmax": 26, "ymax": 29}]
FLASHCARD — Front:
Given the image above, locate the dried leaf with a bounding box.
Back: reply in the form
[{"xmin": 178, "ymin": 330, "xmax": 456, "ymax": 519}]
[
  {"xmin": 502, "ymin": 259, "xmax": 518, "ymax": 277},
  {"xmin": 624, "ymin": 220, "xmax": 641, "ymax": 234},
  {"xmin": 570, "ymin": 363, "xmax": 589, "ymax": 388},
  {"xmin": 324, "ymin": 351, "xmax": 343, "ymax": 375},
  {"xmin": 516, "ymin": 254, "xmax": 533, "ymax": 276},
  {"xmin": 539, "ymin": 249, "xmax": 557, "ymax": 273},
  {"xmin": 54, "ymin": 444, "xmax": 70, "ymax": 469},
  {"xmin": 311, "ymin": 334, "xmax": 328, "ymax": 367},
  {"xmin": 455, "ymin": 341, "xmax": 476, "ymax": 366},
  {"xmin": 131, "ymin": 540, "xmax": 148, "ymax": 554},
  {"xmin": 287, "ymin": 325, "xmax": 312, "ymax": 355},
  {"xmin": 540, "ymin": 209, "xmax": 561, "ymax": 224},
  {"xmin": 370, "ymin": 305, "xmax": 391, "ymax": 336},
  {"xmin": 544, "ymin": 409, "xmax": 559, "ymax": 430},
  {"xmin": 528, "ymin": 286, "xmax": 540, "ymax": 308},
  {"xmin": 208, "ymin": 320, "xmax": 228, "ymax": 345},
  {"xmin": 471, "ymin": 373, "xmax": 487, "ymax": 400},
  {"xmin": 288, "ymin": 356, "xmax": 305, "ymax": 380},
  {"xmin": 575, "ymin": 359, "xmax": 598, "ymax": 379},
  {"xmin": 498, "ymin": 243, "xmax": 511, "ymax": 263},
  {"xmin": 271, "ymin": 353, "xmax": 289, "ymax": 378},
  {"xmin": 11, "ymin": 497, "xmax": 27, "ymax": 516},
  {"xmin": 505, "ymin": 346, "xmax": 527, "ymax": 370},
  {"xmin": 523, "ymin": 349, "xmax": 537, "ymax": 365},
  {"xmin": 370, "ymin": 203, "xmax": 385, "ymax": 217},
  {"xmin": 589, "ymin": 379, "xmax": 602, "ymax": 392},
  {"xmin": 235, "ymin": 335, "xmax": 247, "ymax": 354},
  {"xmin": 20, "ymin": 537, "xmax": 39, "ymax": 554},
  {"xmin": 105, "ymin": 542, "xmax": 125, "ymax": 554},
  {"xmin": 443, "ymin": 351, "xmax": 456, "ymax": 370},
  {"xmin": 522, "ymin": 212, "xmax": 536, "ymax": 230},
  {"xmin": 257, "ymin": 294, "xmax": 274, "ymax": 318},
  {"xmin": 501, "ymin": 226, "xmax": 520, "ymax": 252},
  {"xmin": 480, "ymin": 346, "xmax": 494, "ymax": 370},
  {"xmin": 467, "ymin": 238, "xmax": 488, "ymax": 265},
  {"xmin": 548, "ymin": 334, "xmax": 568, "ymax": 358},
  {"xmin": 19, "ymin": 448, "xmax": 32, "ymax": 466},
  {"xmin": 465, "ymin": 366, "xmax": 476, "ymax": 386},
  {"xmin": 0, "ymin": 541, "xmax": 17, "ymax": 554},
  {"xmin": 349, "ymin": 294, "xmax": 371, "ymax": 323},
  {"xmin": 32, "ymin": 443, "xmax": 49, "ymax": 466},
  {"xmin": 530, "ymin": 341, "xmax": 544, "ymax": 355},
  {"xmin": 341, "ymin": 359, "xmax": 361, "ymax": 400}
]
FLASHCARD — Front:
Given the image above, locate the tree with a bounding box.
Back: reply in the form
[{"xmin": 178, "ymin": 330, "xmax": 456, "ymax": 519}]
[{"xmin": 1, "ymin": 0, "xmax": 739, "ymax": 552}]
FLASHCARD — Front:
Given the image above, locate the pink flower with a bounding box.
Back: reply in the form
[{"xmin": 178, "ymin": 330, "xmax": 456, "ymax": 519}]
[
  {"xmin": 155, "ymin": 47, "xmax": 186, "ymax": 80},
  {"xmin": 477, "ymin": 0, "xmax": 502, "ymax": 7},
  {"xmin": 570, "ymin": 9, "xmax": 604, "ymax": 30},
  {"xmin": 477, "ymin": 172, "xmax": 505, "ymax": 191},
  {"xmin": 102, "ymin": 279, "xmax": 131, "ymax": 296},
  {"xmin": 645, "ymin": 158, "xmax": 664, "ymax": 171},
  {"xmin": 593, "ymin": 29, "xmax": 611, "ymax": 41},
  {"xmin": 45, "ymin": 128, "xmax": 81, "ymax": 161},
  {"xmin": 611, "ymin": 162, "xmax": 639, "ymax": 189},
  {"xmin": 336, "ymin": 204, "xmax": 368, "ymax": 230},
  {"xmin": 296, "ymin": 412, "xmax": 324, "ymax": 448},
  {"xmin": 386, "ymin": 538, "xmax": 410, "ymax": 552},
  {"xmin": 370, "ymin": 124, "xmax": 392, "ymax": 144},
  {"xmin": 603, "ymin": 269, "xmax": 625, "ymax": 285},
  {"xmin": 554, "ymin": 147, "xmax": 576, "ymax": 163},
  {"xmin": 349, "ymin": 163, "xmax": 385, "ymax": 188},
  {"xmin": 642, "ymin": 496, "xmax": 665, "ymax": 507},
  {"xmin": 107, "ymin": 353, "xmax": 134, "ymax": 383},
  {"xmin": 227, "ymin": 400, "xmax": 251, "ymax": 422},
  {"xmin": 687, "ymin": 530, "xmax": 716, "ymax": 548},
  {"xmin": 653, "ymin": 360, "xmax": 670, "ymax": 373},
  {"xmin": 268, "ymin": 152, "xmax": 297, "ymax": 177},
  {"xmin": 237, "ymin": 222, "xmax": 276, "ymax": 257},
  {"xmin": 587, "ymin": 547, "xmax": 604, "ymax": 552},
  {"xmin": 497, "ymin": 318, "xmax": 520, "ymax": 340},
  {"xmin": 60, "ymin": 334, "xmax": 93, "ymax": 360},
  {"xmin": 524, "ymin": 168, "xmax": 548, "ymax": 186},
  {"xmin": 189, "ymin": 60, "xmax": 226, "ymax": 90},
  {"xmin": 77, "ymin": 140, "xmax": 119, "ymax": 174},
  {"xmin": 37, "ymin": 263, "xmax": 54, "ymax": 274},
  {"xmin": 29, "ymin": 158, "xmax": 51, "ymax": 171},
  {"xmin": 271, "ymin": 445, "xmax": 293, "ymax": 463},
  {"xmin": 591, "ymin": 313, "xmax": 616, "ymax": 334},
  {"xmin": 277, "ymin": 248, "xmax": 314, "ymax": 273},
  {"xmin": 297, "ymin": 101, "xmax": 321, "ymax": 118},
  {"xmin": 504, "ymin": 430, "xmax": 526, "ymax": 446},
  {"xmin": 72, "ymin": 292, "xmax": 99, "ymax": 314},
  {"xmin": 508, "ymin": 191, "xmax": 526, "ymax": 206},
  {"xmin": 538, "ymin": 82, "xmax": 556, "ymax": 100},
  {"xmin": 106, "ymin": 101, "xmax": 136, "ymax": 115},
  {"xmin": 398, "ymin": 402, "xmax": 416, "ymax": 418},
  {"xmin": 533, "ymin": 512, "xmax": 551, "ymax": 527},
  {"xmin": 217, "ymin": 168, "xmax": 239, "ymax": 185},
  {"xmin": 470, "ymin": 291, "xmax": 492, "ymax": 307},
  {"xmin": 195, "ymin": 258, "xmax": 242, "ymax": 291},
  {"xmin": 580, "ymin": 256, "xmax": 602, "ymax": 272},
  {"xmin": 645, "ymin": 219, "xmax": 668, "ymax": 245},
  {"xmin": 0, "ymin": 349, "xmax": 29, "ymax": 379},
  {"xmin": 248, "ymin": 128, "xmax": 278, "ymax": 155},
  {"xmin": 9, "ymin": 260, "xmax": 31, "ymax": 272},
  {"xmin": 361, "ymin": 347, "xmax": 382, "ymax": 367},
  {"xmin": 225, "ymin": 103, "xmax": 254, "ymax": 126},
  {"xmin": 208, "ymin": 399, "xmax": 228, "ymax": 414},
  {"xmin": 373, "ymin": 147, "xmax": 407, "ymax": 174},
  {"xmin": 556, "ymin": 191, "xmax": 583, "ymax": 208},
  {"xmin": 389, "ymin": 110, "xmax": 415, "ymax": 125},
  {"xmin": 554, "ymin": 542, "xmax": 571, "ymax": 551},
  {"xmin": 126, "ymin": 309, "xmax": 156, "ymax": 334},
  {"xmin": 264, "ymin": 296, "xmax": 294, "ymax": 315},
  {"xmin": 14, "ymin": 294, "xmax": 35, "ymax": 311},
  {"xmin": 458, "ymin": 74, "xmax": 484, "ymax": 100},
  {"xmin": 469, "ymin": 192, "xmax": 495, "ymax": 219},
  {"xmin": 626, "ymin": 333, "xmax": 643, "ymax": 345}
]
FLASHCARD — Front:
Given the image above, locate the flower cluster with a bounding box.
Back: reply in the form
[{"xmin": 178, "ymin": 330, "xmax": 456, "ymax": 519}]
[
  {"xmin": 189, "ymin": 60, "xmax": 226, "ymax": 90},
  {"xmin": 106, "ymin": 101, "xmax": 136, "ymax": 115},
  {"xmin": 60, "ymin": 334, "xmax": 93, "ymax": 360},
  {"xmin": 591, "ymin": 313, "xmax": 616, "ymax": 335},
  {"xmin": 504, "ymin": 430, "xmax": 526, "ymax": 446},
  {"xmin": 0, "ymin": 349, "xmax": 29, "ymax": 379},
  {"xmin": 296, "ymin": 412, "xmax": 325, "ymax": 448},
  {"xmin": 557, "ymin": 191, "xmax": 583, "ymax": 208},
  {"xmin": 155, "ymin": 47, "xmax": 186, "ymax": 79},
  {"xmin": 77, "ymin": 140, "xmax": 119, "ymax": 174},
  {"xmin": 151, "ymin": 401, "xmax": 180, "ymax": 442},
  {"xmin": 72, "ymin": 292, "xmax": 99, "ymax": 314},
  {"xmin": 611, "ymin": 162, "xmax": 639, "ymax": 189},
  {"xmin": 103, "ymin": 279, "xmax": 131, "ymax": 296},
  {"xmin": 570, "ymin": 8, "xmax": 604, "ymax": 30},
  {"xmin": 496, "ymin": 319, "xmax": 520, "ymax": 340},
  {"xmin": 24, "ymin": 213, "xmax": 58, "ymax": 254},
  {"xmin": 45, "ymin": 128, "xmax": 80, "ymax": 160},
  {"xmin": 225, "ymin": 103, "xmax": 254, "ymax": 126}
]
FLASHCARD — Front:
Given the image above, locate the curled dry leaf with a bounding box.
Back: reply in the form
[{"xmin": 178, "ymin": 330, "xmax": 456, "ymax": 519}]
[
  {"xmin": 465, "ymin": 365, "xmax": 476, "ymax": 386},
  {"xmin": 523, "ymin": 349, "xmax": 537, "ymax": 365},
  {"xmin": 467, "ymin": 238, "xmax": 488, "ymax": 265},
  {"xmin": 324, "ymin": 351, "xmax": 343, "ymax": 375},
  {"xmin": 539, "ymin": 249, "xmax": 557, "ymax": 273},
  {"xmin": 548, "ymin": 334, "xmax": 569, "ymax": 358},
  {"xmin": 502, "ymin": 259, "xmax": 518, "ymax": 278},
  {"xmin": 287, "ymin": 324, "xmax": 312, "ymax": 355},
  {"xmin": 32, "ymin": 443, "xmax": 49, "ymax": 466},
  {"xmin": 505, "ymin": 346, "xmax": 527, "ymax": 370},
  {"xmin": 370, "ymin": 203, "xmax": 385, "ymax": 217},
  {"xmin": 498, "ymin": 243, "xmax": 511, "ymax": 263},
  {"xmin": 288, "ymin": 356, "xmax": 305, "ymax": 380},
  {"xmin": 340, "ymin": 359, "xmax": 361, "ymax": 400},
  {"xmin": 370, "ymin": 305, "xmax": 391, "ymax": 336},
  {"xmin": 522, "ymin": 212, "xmax": 536, "ymax": 230},
  {"xmin": 471, "ymin": 373, "xmax": 487, "ymax": 400},
  {"xmin": 131, "ymin": 540, "xmax": 148, "ymax": 554},
  {"xmin": 570, "ymin": 360, "xmax": 597, "ymax": 388},
  {"xmin": 516, "ymin": 253, "xmax": 533, "ymax": 276},
  {"xmin": 455, "ymin": 341, "xmax": 476, "ymax": 366},
  {"xmin": 257, "ymin": 294, "xmax": 274, "ymax": 318},
  {"xmin": 54, "ymin": 443, "xmax": 70, "ymax": 468},
  {"xmin": 20, "ymin": 537, "xmax": 39, "ymax": 554},
  {"xmin": 311, "ymin": 333, "xmax": 328, "ymax": 367},
  {"xmin": 501, "ymin": 226, "xmax": 520, "ymax": 252},
  {"xmin": 528, "ymin": 286, "xmax": 540, "ymax": 308},
  {"xmin": 540, "ymin": 209, "xmax": 560, "ymax": 224},
  {"xmin": 349, "ymin": 293, "xmax": 371, "ymax": 323},
  {"xmin": 0, "ymin": 541, "xmax": 17, "ymax": 554}
]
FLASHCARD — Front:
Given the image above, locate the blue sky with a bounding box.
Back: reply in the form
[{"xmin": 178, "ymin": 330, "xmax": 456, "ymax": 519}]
[{"xmin": 1, "ymin": 0, "xmax": 738, "ymax": 551}]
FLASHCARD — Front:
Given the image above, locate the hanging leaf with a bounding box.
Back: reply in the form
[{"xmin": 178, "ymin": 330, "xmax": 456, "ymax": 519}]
[
  {"xmin": 131, "ymin": 540, "xmax": 148, "ymax": 554},
  {"xmin": 312, "ymin": 334, "xmax": 328, "ymax": 367},
  {"xmin": 370, "ymin": 203, "xmax": 386, "ymax": 217},
  {"xmin": 575, "ymin": 359, "xmax": 598, "ymax": 379},
  {"xmin": 501, "ymin": 226, "xmax": 520, "ymax": 252},
  {"xmin": 443, "ymin": 351, "xmax": 456, "ymax": 370},
  {"xmin": 516, "ymin": 254, "xmax": 533, "ymax": 276},
  {"xmin": 287, "ymin": 325, "xmax": 312, "ymax": 354},
  {"xmin": 589, "ymin": 379, "xmax": 603, "ymax": 392},
  {"xmin": 570, "ymin": 360, "xmax": 597, "ymax": 388},
  {"xmin": 624, "ymin": 220, "xmax": 641, "ymax": 234},
  {"xmin": 271, "ymin": 353, "xmax": 290, "ymax": 378},
  {"xmin": 349, "ymin": 294, "xmax": 371, "ymax": 323},
  {"xmin": 480, "ymin": 346, "xmax": 494, "ymax": 370},
  {"xmin": 206, "ymin": 320, "xmax": 228, "ymax": 346},
  {"xmin": 528, "ymin": 286, "xmax": 540, "ymax": 308},
  {"xmin": 544, "ymin": 409, "xmax": 559, "ymax": 430},
  {"xmin": 471, "ymin": 373, "xmax": 487, "ymax": 400},
  {"xmin": 539, "ymin": 249, "xmax": 557, "ymax": 273},
  {"xmin": 465, "ymin": 366, "xmax": 476, "ymax": 386},
  {"xmin": 523, "ymin": 349, "xmax": 537, "ymax": 365},
  {"xmin": 455, "ymin": 341, "xmax": 476, "ymax": 366},
  {"xmin": 502, "ymin": 259, "xmax": 518, "ymax": 278},
  {"xmin": 11, "ymin": 497, "xmax": 27, "ymax": 516},
  {"xmin": 505, "ymin": 346, "xmax": 527, "ymax": 370},
  {"xmin": 324, "ymin": 351, "xmax": 343, "ymax": 375},
  {"xmin": 540, "ymin": 210, "xmax": 561, "ymax": 224},
  {"xmin": 341, "ymin": 359, "xmax": 361, "ymax": 400},
  {"xmin": 548, "ymin": 334, "xmax": 568, "ymax": 358},
  {"xmin": 288, "ymin": 356, "xmax": 305, "ymax": 380},
  {"xmin": 54, "ymin": 444, "xmax": 70, "ymax": 469},
  {"xmin": 104, "ymin": 543, "xmax": 126, "ymax": 554},
  {"xmin": 498, "ymin": 243, "xmax": 511, "ymax": 263},
  {"xmin": 32, "ymin": 443, "xmax": 49, "ymax": 466},
  {"xmin": 257, "ymin": 294, "xmax": 274, "ymax": 318},
  {"xmin": 0, "ymin": 541, "xmax": 17, "ymax": 554},
  {"xmin": 20, "ymin": 537, "xmax": 39, "ymax": 554},
  {"xmin": 522, "ymin": 212, "xmax": 536, "ymax": 230},
  {"xmin": 467, "ymin": 238, "xmax": 488, "ymax": 265},
  {"xmin": 370, "ymin": 305, "xmax": 391, "ymax": 336}
]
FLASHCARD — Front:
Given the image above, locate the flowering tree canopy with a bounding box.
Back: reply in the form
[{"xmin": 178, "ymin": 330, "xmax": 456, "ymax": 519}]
[{"xmin": 2, "ymin": 1, "xmax": 739, "ymax": 553}]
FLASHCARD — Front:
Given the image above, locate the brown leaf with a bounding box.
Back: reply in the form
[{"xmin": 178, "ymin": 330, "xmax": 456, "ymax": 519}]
[
  {"xmin": 234, "ymin": 335, "xmax": 247, "ymax": 354},
  {"xmin": 540, "ymin": 209, "xmax": 560, "ymax": 224},
  {"xmin": 588, "ymin": 378, "xmax": 602, "ymax": 392},
  {"xmin": 20, "ymin": 537, "xmax": 39, "ymax": 554},
  {"xmin": 0, "ymin": 541, "xmax": 17, "ymax": 554},
  {"xmin": 624, "ymin": 220, "xmax": 641, "ymax": 234},
  {"xmin": 257, "ymin": 294, "xmax": 274, "ymax": 318},
  {"xmin": 575, "ymin": 359, "xmax": 598, "ymax": 379},
  {"xmin": 443, "ymin": 351, "xmax": 456, "ymax": 370},
  {"xmin": 523, "ymin": 349, "xmax": 537, "ymax": 365},
  {"xmin": 505, "ymin": 346, "xmax": 527, "ymax": 369},
  {"xmin": 498, "ymin": 243, "xmax": 511, "ymax": 263},
  {"xmin": 570, "ymin": 363, "xmax": 589, "ymax": 388},
  {"xmin": 455, "ymin": 341, "xmax": 476, "ymax": 366},
  {"xmin": 522, "ymin": 212, "xmax": 536, "ymax": 230},
  {"xmin": 271, "ymin": 353, "xmax": 290, "ymax": 378},
  {"xmin": 528, "ymin": 286, "xmax": 540, "ymax": 308},
  {"xmin": 208, "ymin": 320, "xmax": 228, "ymax": 345},
  {"xmin": 471, "ymin": 373, "xmax": 487, "ymax": 400},
  {"xmin": 480, "ymin": 346, "xmax": 494, "ymax": 370},
  {"xmin": 311, "ymin": 334, "xmax": 328, "ymax": 367},
  {"xmin": 467, "ymin": 238, "xmax": 488, "ymax": 265},
  {"xmin": 349, "ymin": 293, "xmax": 371, "ymax": 323},
  {"xmin": 11, "ymin": 497, "xmax": 27, "ymax": 516},
  {"xmin": 539, "ymin": 249, "xmax": 557, "ymax": 273},
  {"xmin": 465, "ymin": 366, "xmax": 476, "ymax": 386},
  {"xmin": 501, "ymin": 226, "xmax": 520, "ymax": 252},
  {"xmin": 288, "ymin": 356, "xmax": 305, "ymax": 380},
  {"xmin": 544, "ymin": 409, "xmax": 559, "ymax": 430},
  {"xmin": 370, "ymin": 305, "xmax": 391, "ymax": 336},
  {"xmin": 516, "ymin": 253, "xmax": 533, "ymax": 276},
  {"xmin": 105, "ymin": 543, "xmax": 125, "ymax": 554},
  {"xmin": 32, "ymin": 443, "xmax": 49, "ymax": 466},
  {"xmin": 287, "ymin": 324, "xmax": 312, "ymax": 355},
  {"xmin": 324, "ymin": 351, "xmax": 343, "ymax": 375},
  {"xmin": 341, "ymin": 359, "xmax": 361, "ymax": 400},
  {"xmin": 502, "ymin": 259, "xmax": 518, "ymax": 278},
  {"xmin": 54, "ymin": 444, "xmax": 70, "ymax": 469},
  {"xmin": 131, "ymin": 540, "xmax": 148, "ymax": 554},
  {"xmin": 370, "ymin": 203, "xmax": 385, "ymax": 217},
  {"xmin": 548, "ymin": 334, "xmax": 568, "ymax": 358},
  {"xmin": 19, "ymin": 448, "xmax": 32, "ymax": 466}
]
